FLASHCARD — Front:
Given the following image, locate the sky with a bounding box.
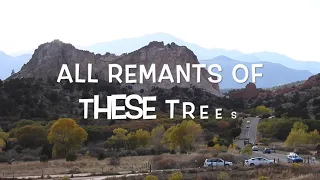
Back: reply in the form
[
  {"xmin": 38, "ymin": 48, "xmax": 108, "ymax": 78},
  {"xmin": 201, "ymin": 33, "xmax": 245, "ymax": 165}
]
[{"xmin": 0, "ymin": 0, "xmax": 319, "ymax": 61}]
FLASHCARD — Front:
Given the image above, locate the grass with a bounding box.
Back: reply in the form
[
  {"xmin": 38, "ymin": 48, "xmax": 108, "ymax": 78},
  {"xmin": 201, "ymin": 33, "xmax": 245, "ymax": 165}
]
[{"xmin": 0, "ymin": 155, "xmax": 152, "ymax": 177}]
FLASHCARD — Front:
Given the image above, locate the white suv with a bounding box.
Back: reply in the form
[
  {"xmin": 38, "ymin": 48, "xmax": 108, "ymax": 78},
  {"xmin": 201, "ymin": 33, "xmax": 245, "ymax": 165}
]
[
  {"xmin": 204, "ymin": 158, "xmax": 233, "ymax": 167},
  {"xmin": 245, "ymin": 157, "xmax": 274, "ymax": 166}
]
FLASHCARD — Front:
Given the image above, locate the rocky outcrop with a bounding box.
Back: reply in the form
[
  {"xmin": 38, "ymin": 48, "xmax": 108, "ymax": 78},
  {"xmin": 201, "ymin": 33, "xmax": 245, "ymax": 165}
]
[
  {"xmin": 228, "ymin": 83, "xmax": 262, "ymax": 99},
  {"xmin": 11, "ymin": 40, "xmax": 221, "ymax": 96}
]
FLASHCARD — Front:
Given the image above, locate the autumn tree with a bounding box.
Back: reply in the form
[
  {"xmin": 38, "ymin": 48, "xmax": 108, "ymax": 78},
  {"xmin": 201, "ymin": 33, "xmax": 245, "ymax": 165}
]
[
  {"xmin": 105, "ymin": 128, "xmax": 128, "ymax": 151},
  {"xmin": 255, "ymin": 105, "xmax": 272, "ymax": 115},
  {"xmin": 151, "ymin": 125, "xmax": 165, "ymax": 151},
  {"xmin": 163, "ymin": 120, "xmax": 203, "ymax": 151},
  {"xmin": 48, "ymin": 118, "xmax": 88, "ymax": 157},
  {"xmin": 285, "ymin": 122, "xmax": 309, "ymax": 147},
  {"xmin": 15, "ymin": 125, "xmax": 48, "ymax": 148},
  {"xmin": 135, "ymin": 129, "xmax": 151, "ymax": 148}
]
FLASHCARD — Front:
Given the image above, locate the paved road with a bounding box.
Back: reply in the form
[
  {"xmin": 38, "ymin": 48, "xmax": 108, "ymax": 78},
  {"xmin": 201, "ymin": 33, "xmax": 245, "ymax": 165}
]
[
  {"xmin": 235, "ymin": 117, "xmax": 260, "ymax": 148},
  {"xmin": 236, "ymin": 117, "xmax": 318, "ymax": 164}
]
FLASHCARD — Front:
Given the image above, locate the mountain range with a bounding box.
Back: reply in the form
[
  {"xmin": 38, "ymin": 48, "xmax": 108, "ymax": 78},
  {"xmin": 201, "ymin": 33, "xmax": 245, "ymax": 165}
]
[{"xmin": 1, "ymin": 33, "xmax": 319, "ymax": 89}]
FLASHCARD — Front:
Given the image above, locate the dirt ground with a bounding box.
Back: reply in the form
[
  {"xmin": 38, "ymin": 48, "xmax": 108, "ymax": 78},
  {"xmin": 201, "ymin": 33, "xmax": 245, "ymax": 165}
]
[{"xmin": 0, "ymin": 155, "xmax": 153, "ymax": 177}]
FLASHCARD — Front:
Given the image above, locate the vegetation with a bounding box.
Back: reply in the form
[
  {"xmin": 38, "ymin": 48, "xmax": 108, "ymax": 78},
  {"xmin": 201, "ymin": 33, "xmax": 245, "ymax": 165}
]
[
  {"xmin": 285, "ymin": 122, "xmax": 320, "ymax": 147},
  {"xmin": 48, "ymin": 118, "xmax": 87, "ymax": 157}
]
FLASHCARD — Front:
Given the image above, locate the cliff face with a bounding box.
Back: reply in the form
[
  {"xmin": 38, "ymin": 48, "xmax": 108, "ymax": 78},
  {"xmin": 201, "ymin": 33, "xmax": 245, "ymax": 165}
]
[{"xmin": 11, "ymin": 40, "xmax": 221, "ymax": 96}]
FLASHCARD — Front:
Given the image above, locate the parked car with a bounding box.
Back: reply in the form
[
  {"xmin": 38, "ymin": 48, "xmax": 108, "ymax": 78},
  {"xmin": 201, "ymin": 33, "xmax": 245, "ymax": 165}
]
[
  {"xmin": 245, "ymin": 157, "xmax": 274, "ymax": 166},
  {"xmin": 263, "ymin": 148, "xmax": 272, "ymax": 154},
  {"xmin": 252, "ymin": 146, "xmax": 259, "ymax": 151},
  {"xmin": 247, "ymin": 120, "xmax": 250, "ymax": 124},
  {"xmin": 203, "ymin": 158, "xmax": 233, "ymax": 168},
  {"xmin": 246, "ymin": 125, "xmax": 250, "ymax": 128},
  {"xmin": 287, "ymin": 152, "xmax": 303, "ymax": 163}
]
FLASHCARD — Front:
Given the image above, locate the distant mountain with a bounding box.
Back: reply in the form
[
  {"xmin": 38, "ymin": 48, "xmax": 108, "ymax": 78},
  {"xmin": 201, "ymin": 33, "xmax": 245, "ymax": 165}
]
[
  {"xmin": 84, "ymin": 33, "xmax": 244, "ymax": 59},
  {"xmin": 199, "ymin": 56, "xmax": 313, "ymax": 89},
  {"xmin": 85, "ymin": 33, "xmax": 320, "ymax": 74},
  {"xmin": 237, "ymin": 52, "xmax": 320, "ymax": 74},
  {"xmin": 0, "ymin": 51, "xmax": 32, "ymax": 80}
]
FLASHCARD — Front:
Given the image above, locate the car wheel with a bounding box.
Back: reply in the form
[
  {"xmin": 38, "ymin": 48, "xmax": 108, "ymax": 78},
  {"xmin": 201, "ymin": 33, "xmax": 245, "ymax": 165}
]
[{"xmin": 250, "ymin": 163, "xmax": 255, "ymax": 166}]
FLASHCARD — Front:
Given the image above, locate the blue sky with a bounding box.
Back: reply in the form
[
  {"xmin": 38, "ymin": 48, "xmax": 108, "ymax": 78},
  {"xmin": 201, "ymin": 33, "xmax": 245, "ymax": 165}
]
[{"xmin": 0, "ymin": 0, "xmax": 319, "ymax": 61}]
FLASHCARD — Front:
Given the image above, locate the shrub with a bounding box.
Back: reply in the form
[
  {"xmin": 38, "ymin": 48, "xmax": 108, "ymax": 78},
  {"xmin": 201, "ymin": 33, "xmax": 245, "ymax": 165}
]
[
  {"xmin": 180, "ymin": 149, "xmax": 187, "ymax": 154},
  {"xmin": 66, "ymin": 152, "xmax": 77, "ymax": 162},
  {"xmin": 98, "ymin": 152, "xmax": 105, "ymax": 160},
  {"xmin": 217, "ymin": 153, "xmax": 235, "ymax": 162},
  {"xmin": 152, "ymin": 156, "xmax": 179, "ymax": 169},
  {"xmin": 136, "ymin": 148, "xmax": 152, "ymax": 156},
  {"xmin": 109, "ymin": 156, "xmax": 120, "ymax": 166},
  {"xmin": 217, "ymin": 171, "xmax": 230, "ymax": 180},
  {"xmin": 68, "ymin": 166, "xmax": 81, "ymax": 174},
  {"xmin": 168, "ymin": 172, "xmax": 183, "ymax": 180},
  {"xmin": 170, "ymin": 150, "xmax": 176, "ymax": 154},
  {"xmin": 144, "ymin": 175, "xmax": 158, "ymax": 180},
  {"xmin": 292, "ymin": 163, "xmax": 302, "ymax": 169},
  {"xmin": 61, "ymin": 176, "xmax": 70, "ymax": 180},
  {"xmin": 258, "ymin": 176, "xmax": 270, "ymax": 180},
  {"xmin": 40, "ymin": 155, "xmax": 49, "ymax": 162},
  {"xmin": 21, "ymin": 155, "xmax": 38, "ymax": 162}
]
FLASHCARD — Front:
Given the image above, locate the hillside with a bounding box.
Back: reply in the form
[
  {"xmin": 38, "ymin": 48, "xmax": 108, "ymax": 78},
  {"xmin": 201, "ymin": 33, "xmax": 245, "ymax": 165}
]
[
  {"xmin": 10, "ymin": 40, "xmax": 220, "ymax": 96},
  {"xmin": 199, "ymin": 56, "xmax": 313, "ymax": 89},
  {"xmin": 228, "ymin": 74, "xmax": 320, "ymax": 120}
]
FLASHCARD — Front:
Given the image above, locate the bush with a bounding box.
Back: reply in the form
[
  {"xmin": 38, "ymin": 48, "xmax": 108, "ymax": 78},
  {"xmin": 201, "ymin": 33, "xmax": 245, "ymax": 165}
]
[
  {"xmin": 217, "ymin": 171, "xmax": 230, "ymax": 180},
  {"xmin": 180, "ymin": 149, "xmax": 187, "ymax": 154},
  {"xmin": 217, "ymin": 153, "xmax": 235, "ymax": 162},
  {"xmin": 170, "ymin": 150, "xmax": 176, "ymax": 154},
  {"xmin": 258, "ymin": 176, "xmax": 270, "ymax": 180},
  {"xmin": 292, "ymin": 163, "xmax": 302, "ymax": 169},
  {"xmin": 136, "ymin": 148, "xmax": 152, "ymax": 156},
  {"xmin": 152, "ymin": 156, "xmax": 179, "ymax": 169},
  {"xmin": 144, "ymin": 175, "xmax": 158, "ymax": 180},
  {"xmin": 66, "ymin": 152, "xmax": 77, "ymax": 162},
  {"xmin": 21, "ymin": 155, "xmax": 38, "ymax": 162},
  {"xmin": 68, "ymin": 166, "xmax": 81, "ymax": 174},
  {"xmin": 109, "ymin": 156, "xmax": 120, "ymax": 166},
  {"xmin": 0, "ymin": 154, "xmax": 9, "ymax": 163},
  {"xmin": 61, "ymin": 176, "xmax": 70, "ymax": 180},
  {"xmin": 98, "ymin": 153, "xmax": 105, "ymax": 160},
  {"xmin": 168, "ymin": 172, "xmax": 183, "ymax": 180},
  {"xmin": 40, "ymin": 155, "xmax": 49, "ymax": 162}
]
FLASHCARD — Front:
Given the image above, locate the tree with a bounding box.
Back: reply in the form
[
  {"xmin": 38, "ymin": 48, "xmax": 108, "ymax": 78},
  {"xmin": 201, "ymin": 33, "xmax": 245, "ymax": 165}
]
[
  {"xmin": 242, "ymin": 146, "xmax": 252, "ymax": 155},
  {"xmin": 105, "ymin": 128, "xmax": 128, "ymax": 151},
  {"xmin": 307, "ymin": 130, "xmax": 320, "ymax": 144},
  {"xmin": 135, "ymin": 129, "xmax": 151, "ymax": 148},
  {"xmin": 48, "ymin": 118, "xmax": 88, "ymax": 157},
  {"xmin": 230, "ymin": 128, "xmax": 241, "ymax": 139},
  {"xmin": 11, "ymin": 69, "xmax": 15, "ymax": 75},
  {"xmin": 0, "ymin": 138, "xmax": 5, "ymax": 151},
  {"xmin": 15, "ymin": 125, "xmax": 48, "ymax": 148},
  {"xmin": 255, "ymin": 105, "xmax": 272, "ymax": 115},
  {"xmin": 151, "ymin": 125, "xmax": 165, "ymax": 151},
  {"xmin": 163, "ymin": 120, "xmax": 203, "ymax": 151},
  {"xmin": 285, "ymin": 122, "xmax": 309, "ymax": 147},
  {"xmin": 292, "ymin": 122, "xmax": 308, "ymax": 132}
]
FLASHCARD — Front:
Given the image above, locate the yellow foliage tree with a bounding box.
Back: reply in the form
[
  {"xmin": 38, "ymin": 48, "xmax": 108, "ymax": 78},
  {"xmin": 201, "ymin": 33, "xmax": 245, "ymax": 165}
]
[
  {"xmin": 213, "ymin": 137, "xmax": 219, "ymax": 144},
  {"xmin": 48, "ymin": 118, "xmax": 88, "ymax": 157},
  {"xmin": 163, "ymin": 120, "xmax": 203, "ymax": 151},
  {"xmin": 106, "ymin": 128, "xmax": 128, "ymax": 151},
  {"xmin": 255, "ymin": 105, "xmax": 272, "ymax": 115},
  {"xmin": 168, "ymin": 172, "xmax": 183, "ymax": 180},
  {"xmin": 0, "ymin": 138, "xmax": 5, "ymax": 151},
  {"xmin": 285, "ymin": 122, "xmax": 310, "ymax": 147},
  {"xmin": 135, "ymin": 129, "xmax": 151, "ymax": 148}
]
